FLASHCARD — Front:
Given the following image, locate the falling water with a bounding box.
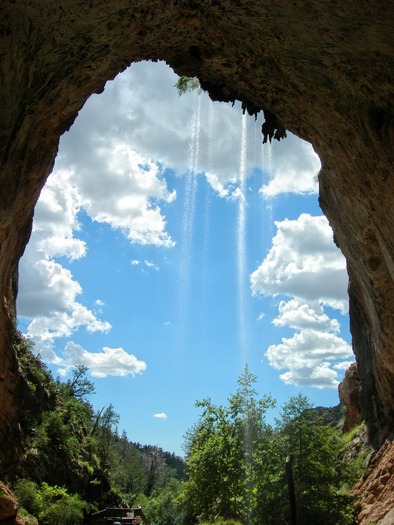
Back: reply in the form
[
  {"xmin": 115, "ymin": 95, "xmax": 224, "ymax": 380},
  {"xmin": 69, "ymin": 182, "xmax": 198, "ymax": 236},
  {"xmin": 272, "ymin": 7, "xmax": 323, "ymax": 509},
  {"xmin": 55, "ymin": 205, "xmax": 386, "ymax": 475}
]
[
  {"xmin": 237, "ymin": 111, "xmax": 248, "ymax": 362},
  {"xmin": 261, "ymin": 138, "xmax": 274, "ymax": 243},
  {"xmin": 202, "ymin": 99, "xmax": 215, "ymax": 273},
  {"xmin": 179, "ymin": 90, "xmax": 202, "ymax": 322}
]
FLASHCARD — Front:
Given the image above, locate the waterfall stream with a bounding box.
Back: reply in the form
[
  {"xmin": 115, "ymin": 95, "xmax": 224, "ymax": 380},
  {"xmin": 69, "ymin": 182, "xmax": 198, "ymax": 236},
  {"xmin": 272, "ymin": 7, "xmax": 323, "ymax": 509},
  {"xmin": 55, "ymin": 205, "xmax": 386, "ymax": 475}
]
[
  {"xmin": 179, "ymin": 91, "xmax": 202, "ymax": 325},
  {"xmin": 237, "ymin": 111, "xmax": 248, "ymax": 362}
]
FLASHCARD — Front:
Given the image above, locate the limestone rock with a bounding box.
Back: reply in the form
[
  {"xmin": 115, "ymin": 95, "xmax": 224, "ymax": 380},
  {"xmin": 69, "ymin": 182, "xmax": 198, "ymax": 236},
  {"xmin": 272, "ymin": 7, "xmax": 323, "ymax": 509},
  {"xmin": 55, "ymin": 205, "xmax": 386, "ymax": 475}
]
[
  {"xmin": 339, "ymin": 362, "xmax": 363, "ymax": 432},
  {"xmin": 352, "ymin": 439, "xmax": 394, "ymax": 525},
  {"xmin": 0, "ymin": 482, "xmax": 18, "ymax": 521}
]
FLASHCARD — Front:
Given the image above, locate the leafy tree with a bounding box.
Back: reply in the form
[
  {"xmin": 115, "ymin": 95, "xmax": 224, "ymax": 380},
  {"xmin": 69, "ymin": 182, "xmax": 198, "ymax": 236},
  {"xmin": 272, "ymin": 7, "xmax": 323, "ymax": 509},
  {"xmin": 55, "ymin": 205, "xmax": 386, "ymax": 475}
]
[
  {"xmin": 181, "ymin": 375, "xmax": 355, "ymax": 525},
  {"xmin": 65, "ymin": 365, "xmax": 95, "ymax": 401},
  {"xmin": 181, "ymin": 366, "xmax": 275, "ymax": 524},
  {"xmin": 145, "ymin": 448, "xmax": 166, "ymax": 497},
  {"xmin": 274, "ymin": 394, "xmax": 354, "ymax": 525},
  {"xmin": 95, "ymin": 404, "xmax": 119, "ymax": 468},
  {"xmin": 227, "ymin": 366, "xmax": 275, "ymax": 524},
  {"xmin": 36, "ymin": 483, "xmax": 88, "ymax": 525},
  {"xmin": 14, "ymin": 481, "xmax": 88, "ymax": 525},
  {"xmin": 138, "ymin": 478, "xmax": 186, "ymax": 525},
  {"xmin": 14, "ymin": 479, "xmax": 40, "ymax": 515}
]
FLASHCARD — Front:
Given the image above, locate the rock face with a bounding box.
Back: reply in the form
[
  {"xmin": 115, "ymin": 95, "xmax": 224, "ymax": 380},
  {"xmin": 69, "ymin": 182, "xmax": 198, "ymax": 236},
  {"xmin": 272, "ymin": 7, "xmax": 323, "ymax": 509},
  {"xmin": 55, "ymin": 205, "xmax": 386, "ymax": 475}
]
[
  {"xmin": 0, "ymin": 0, "xmax": 393, "ymax": 518},
  {"xmin": 0, "ymin": 482, "xmax": 18, "ymax": 521},
  {"xmin": 0, "ymin": 482, "xmax": 28, "ymax": 525},
  {"xmin": 352, "ymin": 440, "xmax": 394, "ymax": 525},
  {"xmin": 339, "ymin": 362, "xmax": 363, "ymax": 433}
]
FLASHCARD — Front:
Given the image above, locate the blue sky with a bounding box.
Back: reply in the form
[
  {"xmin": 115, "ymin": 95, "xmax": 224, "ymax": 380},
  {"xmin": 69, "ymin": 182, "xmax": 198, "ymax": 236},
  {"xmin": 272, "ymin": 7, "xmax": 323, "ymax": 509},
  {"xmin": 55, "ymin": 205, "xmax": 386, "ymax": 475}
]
[{"xmin": 17, "ymin": 61, "xmax": 353, "ymax": 456}]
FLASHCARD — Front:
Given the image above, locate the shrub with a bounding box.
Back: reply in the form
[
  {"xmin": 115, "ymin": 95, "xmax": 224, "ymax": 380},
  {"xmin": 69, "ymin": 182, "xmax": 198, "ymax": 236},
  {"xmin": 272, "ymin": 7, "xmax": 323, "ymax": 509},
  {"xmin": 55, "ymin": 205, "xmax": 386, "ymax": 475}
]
[
  {"xmin": 14, "ymin": 479, "xmax": 39, "ymax": 514},
  {"xmin": 15, "ymin": 481, "xmax": 88, "ymax": 525}
]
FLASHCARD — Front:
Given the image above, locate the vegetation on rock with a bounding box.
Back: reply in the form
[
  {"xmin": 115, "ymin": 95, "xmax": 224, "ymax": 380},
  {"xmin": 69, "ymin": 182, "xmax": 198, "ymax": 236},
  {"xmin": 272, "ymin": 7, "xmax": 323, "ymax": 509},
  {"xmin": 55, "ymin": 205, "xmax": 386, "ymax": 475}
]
[{"xmin": 175, "ymin": 76, "xmax": 201, "ymax": 96}]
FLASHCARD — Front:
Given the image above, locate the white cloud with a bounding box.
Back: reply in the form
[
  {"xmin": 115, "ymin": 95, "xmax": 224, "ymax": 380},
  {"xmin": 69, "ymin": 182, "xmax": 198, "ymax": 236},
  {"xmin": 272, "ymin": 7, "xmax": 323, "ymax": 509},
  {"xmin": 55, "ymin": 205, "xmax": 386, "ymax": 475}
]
[
  {"xmin": 250, "ymin": 214, "xmax": 348, "ymax": 312},
  {"xmin": 260, "ymin": 134, "xmax": 320, "ymax": 196},
  {"xmin": 251, "ymin": 214, "xmax": 352, "ymax": 389},
  {"xmin": 69, "ymin": 142, "xmax": 176, "ymax": 248},
  {"xmin": 273, "ymin": 298, "xmax": 340, "ymax": 333},
  {"xmin": 205, "ymin": 172, "xmax": 230, "ymax": 198},
  {"xmin": 257, "ymin": 312, "xmax": 265, "ymax": 321},
  {"xmin": 18, "ymin": 136, "xmax": 176, "ymax": 355},
  {"xmin": 32, "ymin": 169, "xmax": 86, "ymax": 260},
  {"xmin": 56, "ymin": 61, "xmax": 318, "ymax": 201},
  {"xmin": 131, "ymin": 259, "xmax": 159, "ymax": 272},
  {"xmin": 56, "ymin": 342, "xmax": 147, "ymax": 378},
  {"xmin": 265, "ymin": 329, "xmax": 353, "ymax": 388},
  {"xmin": 153, "ymin": 413, "xmax": 168, "ymax": 420},
  {"xmin": 18, "ymin": 179, "xmax": 111, "ymax": 349},
  {"xmin": 144, "ymin": 260, "xmax": 159, "ymax": 271},
  {"xmin": 279, "ymin": 363, "xmax": 340, "ymax": 389},
  {"xmin": 333, "ymin": 360, "xmax": 355, "ymax": 370}
]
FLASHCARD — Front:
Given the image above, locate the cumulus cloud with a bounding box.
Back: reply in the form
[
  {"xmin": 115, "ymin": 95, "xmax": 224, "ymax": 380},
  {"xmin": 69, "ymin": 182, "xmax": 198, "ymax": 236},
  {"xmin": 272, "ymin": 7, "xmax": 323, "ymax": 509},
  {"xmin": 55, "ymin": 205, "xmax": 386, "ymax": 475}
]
[
  {"xmin": 250, "ymin": 214, "xmax": 348, "ymax": 312},
  {"xmin": 63, "ymin": 142, "xmax": 176, "ymax": 248},
  {"xmin": 17, "ymin": 170, "xmax": 111, "ymax": 352},
  {"xmin": 251, "ymin": 214, "xmax": 352, "ymax": 388},
  {"xmin": 153, "ymin": 413, "xmax": 168, "ymax": 420},
  {"xmin": 333, "ymin": 360, "xmax": 355, "ymax": 371},
  {"xmin": 265, "ymin": 329, "xmax": 353, "ymax": 388},
  {"xmin": 54, "ymin": 342, "xmax": 147, "ymax": 378},
  {"xmin": 56, "ymin": 61, "xmax": 318, "ymax": 201},
  {"xmin": 31, "ymin": 169, "xmax": 86, "ymax": 260},
  {"xmin": 16, "ymin": 61, "xmax": 332, "ymax": 388},
  {"xmin": 260, "ymin": 134, "xmax": 320, "ymax": 196},
  {"xmin": 18, "ymin": 134, "xmax": 176, "ymax": 360},
  {"xmin": 273, "ymin": 298, "xmax": 340, "ymax": 333}
]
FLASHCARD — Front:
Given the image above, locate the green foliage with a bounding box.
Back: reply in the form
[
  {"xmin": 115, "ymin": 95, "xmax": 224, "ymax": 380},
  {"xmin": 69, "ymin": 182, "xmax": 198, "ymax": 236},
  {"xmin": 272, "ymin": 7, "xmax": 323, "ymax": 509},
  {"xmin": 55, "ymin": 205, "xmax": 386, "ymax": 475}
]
[
  {"xmin": 175, "ymin": 76, "xmax": 201, "ymax": 96},
  {"xmin": 14, "ymin": 333, "xmax": 55, "ymax": 401},
  {"xmin": 14, "ymin": 479, "xmax": 39, "ymax": 514},
  {"xmin": 274, "ymin": 394, "xmax": 354, "ymax": 525},
  {"xmin": 136, "ymin": 479, "xmax": 186, "ymax": 525},
  {"xmin": 14, "ymin": 480, "xmax": 88, "ymax": 525},
  {"xmin": 12, "ymin": 337, "xmax": 364, "ymax": 525},
  {"xmin": 182, "ymin": 366, "xmax": 275, "ymax": 524},
  {"xmin": 199, "ymin": 521, "xmax": 243, "ymax": 525},
  {"xmin": 181, "ymin": 369, "xmax": 358, "ymax": 525},
  {"xmin": 36, "ymin": 483, "xmax": 87, "ymax": 525},
  {"xmin": 65, "ymin": 365, "xmax": 95, "ymax": 400}
]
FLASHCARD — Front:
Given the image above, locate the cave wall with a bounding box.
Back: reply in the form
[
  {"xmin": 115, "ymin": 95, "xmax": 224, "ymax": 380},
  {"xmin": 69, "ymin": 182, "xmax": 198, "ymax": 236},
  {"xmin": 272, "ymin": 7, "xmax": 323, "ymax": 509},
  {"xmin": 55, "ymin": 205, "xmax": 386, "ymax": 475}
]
[{"xmin": 1, "ymin": 0, "xmax": 393, "ymax": 471}]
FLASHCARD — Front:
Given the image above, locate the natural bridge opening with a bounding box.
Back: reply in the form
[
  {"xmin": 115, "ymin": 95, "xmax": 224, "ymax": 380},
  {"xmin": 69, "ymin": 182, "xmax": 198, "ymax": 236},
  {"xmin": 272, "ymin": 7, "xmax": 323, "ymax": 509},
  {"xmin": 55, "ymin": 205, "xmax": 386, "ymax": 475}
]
[{"xmin": 16, "ymin": 60, "xmax": 352, "ymax": 456}]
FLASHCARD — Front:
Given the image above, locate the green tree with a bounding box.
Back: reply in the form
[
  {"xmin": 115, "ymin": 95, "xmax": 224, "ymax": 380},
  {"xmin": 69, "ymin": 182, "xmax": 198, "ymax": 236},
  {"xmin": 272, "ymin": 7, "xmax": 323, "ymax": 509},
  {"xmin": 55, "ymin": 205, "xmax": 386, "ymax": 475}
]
[
  {"xmin": 65, "ymin": 365, "xmax": 95, "ymax": 401},
  {"xmin": 140, "ymin": 478, "xmax": 186, "ymax": 525},
  {"xmin": 275, "ymin": 394, "xmax": 353, "ymax": 525},
  {"xmin": 95, "ymin": 404, "xmax": 119, "ymax": 468},
  {"xmin": 181, "ymin": 366, "xmax": 275, "ymax": 524},
  {"xmin": 15, "ymin": 480, "xmax": 88, "ymax": 525},
  {"xmin": 227, "ymin": 366, "xmax": 275, "ymax": 524}
]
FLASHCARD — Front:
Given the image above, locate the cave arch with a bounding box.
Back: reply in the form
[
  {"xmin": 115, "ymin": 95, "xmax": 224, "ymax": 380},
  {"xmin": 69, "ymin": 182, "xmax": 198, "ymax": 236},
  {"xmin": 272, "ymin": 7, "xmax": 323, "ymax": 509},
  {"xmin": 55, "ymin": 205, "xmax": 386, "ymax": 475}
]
[{"xmin": 1, "ymin": 1, "xmax": 393, "ymax": 476}]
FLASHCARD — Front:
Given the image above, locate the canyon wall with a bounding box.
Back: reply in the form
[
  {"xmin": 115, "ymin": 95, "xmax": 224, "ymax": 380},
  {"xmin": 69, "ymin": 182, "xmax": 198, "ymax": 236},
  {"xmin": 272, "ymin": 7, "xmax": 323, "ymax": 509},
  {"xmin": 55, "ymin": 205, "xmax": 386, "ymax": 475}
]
[{"xmin": 0, "ymin": 0, "xmax": 393, "ymax": 487}]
